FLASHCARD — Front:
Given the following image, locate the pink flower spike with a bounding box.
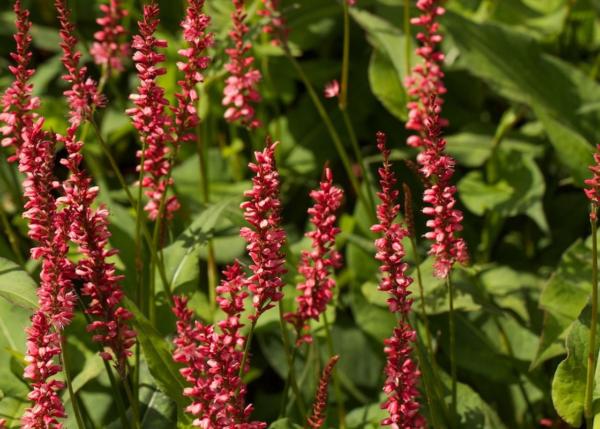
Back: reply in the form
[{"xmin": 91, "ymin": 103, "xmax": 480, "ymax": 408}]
[
  {"xmin": 128, "ymin": 3, "xmax": 179, "ymax": 220},
  {"xmin": 285, "ymin": 167, "xmax": 344, "ymax": 344},
  {"xmin": 240, "ymin": 139, "xmax": 287, "ymax": 319},
  {"xmin": 324, "ymin": 80, "xmax": 340, "ymax": 99},
  {"xmin": 585, "ymin": 145, "xmax": 600, "ymax": 219},
  {"xmin": 405, "ymin": 0, "xmax": 468, "ymax": 278},
  {"xmin": 90, "ymin": 0, "xmax": 130, "ymax": 73},
  {"xmin": 0, "ymin": 0, "xmax": 40, "ymax": 162},
  {"xmin": 172, "ymin": 268, "xmax": 266, "ymax": 428},
  {"xmin": 172, "ymin": 0, "xmax": 214, "ymax": 145},
  {"xmin": 371, "ymin": 132, "xmax": 425, "ymax": 429},
  {"xmin": 20, "ymin": 126, "xmax": 75, "ymax": 429},
  {"xmin": 223, "ymin": 0, "xmax": 262, "ymax": 129},
  {"xmin": 55, "ymin": 0, "xmax": 105, "ymax": 129}
]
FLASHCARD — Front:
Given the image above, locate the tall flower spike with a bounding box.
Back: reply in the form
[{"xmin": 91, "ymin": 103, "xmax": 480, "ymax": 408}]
[
  {"xmin": 91, "ymin": 0, "xmax": 130, "ymax": 73},
  {"xmin": 172, "ymin": 264, "xmax": 266, "ymax": 428},
  {"xmin": 0, "ymin": 0, "xmax": 40, "ymax": 162},
  {"xmin": 285, "ymin": 167, "xmax": 344, "ymax": 344},
  {"xmin": 56, "ymin": 0, "xmax": 135, "ymax": 373},
  {"xmin": 20, "ymin": 126, "xmax": 76, "ymax": 429},
  {"xmin": 223, "ymin": 0, "xmax": 262, "ymax": 129},
  {"xmin": 404, "ymin": 0, "xmax": 468, "ymax": 278},
  {"xmin": 240, "ymin": 140, "xmax": 287, "ymax": 319},
  {"xmin": 371, "ymin": 132, "xmax": 425, "ymax": 429},
  {"xmin": 307, "ymin": 355, "xmax": 340, "ymax": 429},
  {"xmin": 172, "ymin": 0, "xmax": 213, "ymax": 144},
  {"xmin": 127, "ymin": 3, "xmax": 179, "ymax": 220},
  {"xmin": 56, "ymin": 0, "xmax": 105, "ymax": 128}
]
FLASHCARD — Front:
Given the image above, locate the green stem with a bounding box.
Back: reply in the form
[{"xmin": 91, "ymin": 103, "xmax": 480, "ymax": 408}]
[
  {"xmin": 278, "ymin": 344, "xmax": 298, "ymax": 417},
  {"xmin": 409, "ymin": 238, "xmax": 433, "ymax": 359},
  {"xmin": 446, "ymin": 276, "xmax": 457, "ymax": 426},
  {"xmin": 586, "ymin": 205, "xmax": 599, "ymax": 427},
  {"xmin": 323, "ymin": 311, "xmax": 346, "ymax": 428},
  {"xmin": 122, "ymin": 375, "xmax": 141, "ymax": 429},
  {"xmin": 339, "ymin": 0, "xmax": 350, "ymax": 110},
  {"xmin": 61, "ymin": 336, "xmax": 86, "ymax": 429},
  {"xmin": 284, "ymin": 50, "xmax": 375, "ymax": 223},
  {"xmin": 278, "ymin": 302, "xmax": 308, "ymax": 418},
  {"xmin": 404, "ymin": 0, "xmax": 412, "ymax": 77},
  {"xmin": 239, "ymin": 319, "xmax": 257, "ymax": 380}
]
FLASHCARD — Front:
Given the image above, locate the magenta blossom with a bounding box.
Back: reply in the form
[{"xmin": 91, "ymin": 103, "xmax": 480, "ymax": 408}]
[
  {"xmin": 404, "ymin": 0, "xmax": 468, "ymax": 278},
  {"xmin": 240, "ymin": 140, "xmax": 287, "ymax": 319},
  {"xmin": 324, "ymin": 80, "xmax": 340, "ymax": 99},
  {"xmin": 258, "ymin": 0, "xmax": 288, "ymax": 45},
  {"xmin": 172, "ymin": 263, "xmax": 266, "ymax": 428},
  {"xmin": 0, "ymin": 0, "xmax": 39, "ymax": 162},
  {"xmin": 223, "ymin": 0, "xmax": 262, "ymax": 129},
  {"xmin": 286, "ymin": 167, "xmax": 344, "ymax": 344},
  {"xmin": 91, "ymin": 0, "xmax": 129, "ymax": 72},
  {"xmin": 127, "ymin": 3, "xmax": 179, "ymax": 220},
  {"xmin": 371, "ymin": 132, "xmax": 425, "ymax": 429}
]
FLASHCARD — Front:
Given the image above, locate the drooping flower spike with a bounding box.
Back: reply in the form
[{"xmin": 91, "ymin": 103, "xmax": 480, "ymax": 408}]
[
  {"xmin": 307, "ymin": 355, "xmax": 340, "ymax": 429},
  {"xmin": 258, "ymin": 0, "xmax": 288, "ymax": 46},
  {"xmin": 371, "ymin": 132, "xmax": 425, "ymax": 429},
  {"xmin": 127, "ymin": 3, "xmax": 179, "ymax": 220},
  {"xmin": 404, "ymin": 0, "xmax": 468, "ymax": 278},
  {"xmin": 286, "ymin": 167, "xmax": 344, "ymax": 344},
  {"xmin": 0, "ymin": 0, "xmax": 39, "ymax": 162},
  {"xmin": 91, "ymin": 0, "xmax": 130, "ymax": 73},
  {"xmin": 240, "ymin": 139, "xmax": 287, "ymax": 319},
  {"xmin": 173, "ymin": 0, "xmax": 214, "ymax": 144},
  {"xmin": 223, "ymin": 0, "xmax": 262, "ymax": 129},
  {"xmin": 56, "ymin": 0, "xmax": 135, "ymax": 374},
  {"xmin": 172, "ymin": 263, "xmax": 266, "ymax": 428}
]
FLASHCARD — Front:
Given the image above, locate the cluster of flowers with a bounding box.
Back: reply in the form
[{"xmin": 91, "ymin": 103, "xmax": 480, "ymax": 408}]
[
  {"xmin": 405, "ymin": 0, "xmax": 468, "ymax": 278},
  {"xmin": 0, "ymin": 0, "xmax": 470, "ymax": 426}
]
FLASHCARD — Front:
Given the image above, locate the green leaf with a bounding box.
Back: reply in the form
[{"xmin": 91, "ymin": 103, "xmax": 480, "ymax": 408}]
[
  {"xmin": 0, "ymin": 257, "xmax": 38, "ymax": 310},
  {"xmin": 125, "ymin": 299, "xmax": 189, "ymax": 420},
  {"xmin": 368, "ymin": 50, "xmax": 407, "ymax": 121},
  {"xmin": 268, "ymin": 418, "xmax": 303, "ymax": 429},
  {"xmin": 552, "ymin": 306, "xmax": 600, "ymax": 427}
]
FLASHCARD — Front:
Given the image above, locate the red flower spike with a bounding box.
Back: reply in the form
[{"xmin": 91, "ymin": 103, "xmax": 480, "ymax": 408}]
[
  {"xmin": 127, "ymin": 3, "xmax": 179, "ymax": 220},
  {"xmin": 55, "ymin": 0, "xmax": 135, "ymax": 374},
  {"xmin": 223, "ymin": 0, "xmax": 262, "ymax": 129},
  {"xmin": 0, "ymin": 0, "xmax": 40, "ymax": 162},
  {"xmin": 307, "ymin": 355, "xmax": 340, "ymax": 429},
  {"xmin": 240, "ymin": 140, "xmax": 287, "ymax": 319},
  {"xmin": 20, "ymin": 127, "xmax": 75, "ymax": 429},
  {"xmin": 404, "ymin": 0, "xmax": 468, "ymax": 278},
  {"xmin": 257, "ymin": 0, "xmax": 288, "ymax": 46},
  {"xmin": 91, "ymin": 0, "xmax": 130, "ymax": 73},
  {"xmin": 285, "ymin": 167, "xmax": 344, "ymax": 344},
  {"xmin": 172, "ymin": 265, "xmax": 266, "ymax": 428},
  {"xmin": 371, "ymin": 132, "xmax": 425, "ymax": 429},
  {"xmin": 172, "ymin": 0, "xmax": 213, "ymax": 144},
  {"xmin": 585, "ymin": 145, "xmax": 600, "ymax": 219}
]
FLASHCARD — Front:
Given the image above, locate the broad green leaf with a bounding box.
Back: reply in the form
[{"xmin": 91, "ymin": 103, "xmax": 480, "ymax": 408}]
[
  {"xmin": 268, "ymin": 418, "xmax": 303, "ymax": 429},
  {"xmin": 0, "ymin": 257, "xmax": 37, "ymax": 310},
  {"xmin": 368, "ymin": 50, "xmax": 407, "ymax": 121},
  {"xmin": 552, "ymin": 307, "xmax": 600, "ymax": 427},
  {"xmin": 457, "ymin": 171, "xmax": 513, "ymax": 215},
  {"xmin": 125, "ymin": 299, "xmax": 189, "ymax": 420}
]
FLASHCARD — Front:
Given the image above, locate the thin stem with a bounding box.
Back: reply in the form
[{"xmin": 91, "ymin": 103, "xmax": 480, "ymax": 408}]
[
  {"xmin": 104, "ymin": 359, "xmax": 131, "ymax": 429},
  {"xmin": 284, "ymin": 50, "xmax": 376, "ymax": 223},
  {"xmin": 404, "ymin": 0, "xmax": 412, "ymax": 77},
  {"xmin": 196, "ymin": 119, "xmax": 218, "ymax": 314},
  {"xmin": 61, "ymin": 336, "xmax": 86, "ymax": 429},
  {"xmin": 122, "ymin": 375, "xmax": 141, "ymax": 429},
  {"xmin": 409, "ymin": 237, "xmax": 433, "ymax": 358},
  {"xmin": 278, "ymin": 344, "xmax": 298, "ymax": 417},
  {"xmin": 446, "ymin": 276, "xmax": 457, "ymax": 426},
  {"xmin": 278, "ymin": 302, "xmax": 308, "ymax": 418},
  {"xmin": 239, "ymin": 319, "xmax": 257, "ymax": 380},
  {"xmin": 323, "ymin": 311, "xmax": 346, "ymax": 429},
  {"xmin": 338, "ymin": 0, "xmax": 350, "ymax": 110},
  {"xmin": 585, "ymin": 205, "xmax": 599, "ymax": 427}
]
